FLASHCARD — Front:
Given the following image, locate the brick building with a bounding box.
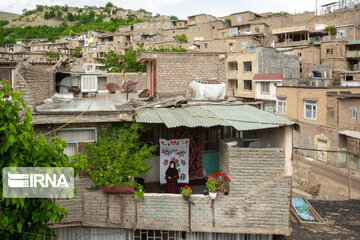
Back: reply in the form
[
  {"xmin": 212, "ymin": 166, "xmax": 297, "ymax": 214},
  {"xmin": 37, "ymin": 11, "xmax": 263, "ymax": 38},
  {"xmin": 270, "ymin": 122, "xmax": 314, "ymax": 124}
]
[
  {"xmin": 137, "ymin": 52, "xmax": 227, "ymax": 97},
  {"xmin": 276, "ymin": 85, "xmax": 360, "ymax": 168}
]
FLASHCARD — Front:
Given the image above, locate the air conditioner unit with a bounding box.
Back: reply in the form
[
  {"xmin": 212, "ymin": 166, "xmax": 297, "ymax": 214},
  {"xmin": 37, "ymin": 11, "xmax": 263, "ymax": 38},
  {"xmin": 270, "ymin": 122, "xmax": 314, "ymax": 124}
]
[{"xmin": 81, "ymin": 75, "xmax": 98, "ymax": 93}]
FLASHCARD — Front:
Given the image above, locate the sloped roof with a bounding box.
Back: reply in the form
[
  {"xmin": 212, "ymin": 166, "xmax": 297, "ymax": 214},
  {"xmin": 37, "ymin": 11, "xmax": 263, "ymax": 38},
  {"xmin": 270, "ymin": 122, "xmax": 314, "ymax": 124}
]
[
  {"xmin": 253, "ymin": 73, "xmax": 282, "ymax": 81},
  {"xmin": 136, "ymin": 104, "xmax": 295, "ymax": 131}
]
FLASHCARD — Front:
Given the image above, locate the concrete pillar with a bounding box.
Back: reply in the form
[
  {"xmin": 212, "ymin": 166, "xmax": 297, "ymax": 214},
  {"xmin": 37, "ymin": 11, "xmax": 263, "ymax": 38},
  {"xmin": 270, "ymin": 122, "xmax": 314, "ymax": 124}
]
[{"xmin": 284, "ymin": 125, "xmax": 293, "ymax": 176}]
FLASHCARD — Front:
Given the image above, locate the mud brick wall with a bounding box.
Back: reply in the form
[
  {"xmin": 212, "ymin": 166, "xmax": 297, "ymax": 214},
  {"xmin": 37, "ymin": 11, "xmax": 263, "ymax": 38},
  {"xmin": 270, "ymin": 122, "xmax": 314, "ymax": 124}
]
[{"xmin": 13, "ymin": 62, "xmax": 54, "ymax": 111}]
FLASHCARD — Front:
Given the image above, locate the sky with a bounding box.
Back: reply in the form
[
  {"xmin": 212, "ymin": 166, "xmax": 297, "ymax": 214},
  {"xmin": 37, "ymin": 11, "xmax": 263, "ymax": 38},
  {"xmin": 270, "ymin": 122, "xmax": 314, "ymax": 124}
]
[{"xmin": 0, "ymin": 0, "xmax": 334, "ymax": 18}]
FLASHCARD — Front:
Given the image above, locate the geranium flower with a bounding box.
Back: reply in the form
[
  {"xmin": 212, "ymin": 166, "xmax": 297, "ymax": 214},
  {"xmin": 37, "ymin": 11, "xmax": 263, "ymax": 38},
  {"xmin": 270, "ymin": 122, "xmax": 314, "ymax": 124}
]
[
  {"xmin": 185, "ymin": 185, "xmax": 188, "ymax": 188},
  {"xmin": 208, "ymin": 176, "xmax": 211, "ymax": 179}
]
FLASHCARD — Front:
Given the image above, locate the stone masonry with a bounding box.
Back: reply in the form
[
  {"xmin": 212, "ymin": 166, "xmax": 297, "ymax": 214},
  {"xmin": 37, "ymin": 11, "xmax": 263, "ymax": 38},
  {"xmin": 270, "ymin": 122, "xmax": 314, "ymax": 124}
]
[{"xmin": 13, "ymin": 62, "xmax": 54, "ymax": 111}]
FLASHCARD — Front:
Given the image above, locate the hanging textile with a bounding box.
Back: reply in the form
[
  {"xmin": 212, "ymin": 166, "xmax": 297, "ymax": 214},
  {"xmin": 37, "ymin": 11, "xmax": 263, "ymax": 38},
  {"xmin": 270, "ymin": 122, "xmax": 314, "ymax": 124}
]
[{"xmin": 159, "ymin": 139, "xmax": 190, "ymax": 184}]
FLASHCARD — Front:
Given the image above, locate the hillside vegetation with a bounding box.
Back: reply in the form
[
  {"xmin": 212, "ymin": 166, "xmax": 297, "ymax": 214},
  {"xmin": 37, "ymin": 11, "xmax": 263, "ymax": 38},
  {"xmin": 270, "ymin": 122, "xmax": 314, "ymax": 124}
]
[{"xmin": 0, "ymin": 2, "xmax": 150, "ymax": 46}]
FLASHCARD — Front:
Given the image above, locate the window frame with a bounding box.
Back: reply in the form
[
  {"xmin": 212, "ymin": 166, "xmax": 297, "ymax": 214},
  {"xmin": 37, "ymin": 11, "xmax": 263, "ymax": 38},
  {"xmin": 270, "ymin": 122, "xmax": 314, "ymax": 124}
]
[
  {"xmin": 261, "ymin": 82, "xmax": 270, "ymax": 94},
  {"xmin": 276, "ymin": 98, "xmax": 286, "ymax": 115},
  {"xmin": 350, "ymin": 106, "xmax": 357, "ymax": 119},
  {"xmin": 243, "ymin": 61, "xmax": 252, "ymax": 72},
  {"xmin": 326, "ymin": 48, "xmax": 333, "ymax": 54},
  {"xmin": 243, "ymin": 80, "xmax": 252, "ymax": 91},
  {"xmin": 304, "ymin": 100, "xmax": 317, "ymax": 120}
]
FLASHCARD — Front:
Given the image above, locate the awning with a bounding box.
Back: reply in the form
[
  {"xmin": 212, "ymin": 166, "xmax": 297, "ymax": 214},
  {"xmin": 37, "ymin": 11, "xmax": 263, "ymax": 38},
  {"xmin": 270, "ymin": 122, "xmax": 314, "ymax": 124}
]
[
  {"xmin": 136, "ymin": 104, "xmax": 295, "ymax": 131},
  {"xmin": 340, "ymin": 130, "xmax": 360, "ymax": 140}
]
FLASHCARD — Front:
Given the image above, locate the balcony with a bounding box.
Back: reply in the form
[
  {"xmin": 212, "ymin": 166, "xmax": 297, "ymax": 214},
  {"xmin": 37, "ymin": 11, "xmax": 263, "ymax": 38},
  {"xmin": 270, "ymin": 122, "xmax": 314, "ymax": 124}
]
[
  {"xmin": 346, "ymin": 51, "xmax": 360, "ymax": 58},
  {"xmin": 54, "ymin": 141, "xmax": 291, "ymax": 235},
  {"xmin": 275, "ymin": 40, "xmax": 310, "ymax": 48}
]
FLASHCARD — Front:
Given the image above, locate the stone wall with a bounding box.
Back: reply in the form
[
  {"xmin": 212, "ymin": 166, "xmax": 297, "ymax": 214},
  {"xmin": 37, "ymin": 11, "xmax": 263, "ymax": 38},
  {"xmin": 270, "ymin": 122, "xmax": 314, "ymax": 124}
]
[{"xmin": 13, "ymin": 62, "xmax": 54, "ymax": 111}]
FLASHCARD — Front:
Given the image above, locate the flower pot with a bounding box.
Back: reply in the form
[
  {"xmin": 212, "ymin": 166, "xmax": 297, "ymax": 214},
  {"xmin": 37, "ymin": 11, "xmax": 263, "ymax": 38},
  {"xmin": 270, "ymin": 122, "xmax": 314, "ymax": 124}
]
[
  {"xmin": 182, "ymin": 195, "xmax": 191, "ymax": 201},
  {"xmin": 102, "ymin": 185, "xmax": 135, "ymax": 194},
  {"xmin": 209, "ymin": 192, "xmax": 217, "ymax": 200}
]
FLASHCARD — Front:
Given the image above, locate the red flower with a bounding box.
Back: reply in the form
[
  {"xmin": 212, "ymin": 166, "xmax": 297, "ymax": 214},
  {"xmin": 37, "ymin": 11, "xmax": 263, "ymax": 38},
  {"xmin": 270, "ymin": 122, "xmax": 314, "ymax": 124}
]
[
  {"xmin": 185, "ymin": 185, "xmax": 188, "ymax": 188},
  {"xmin": 215, "ymin": 180, "xmax": 217, "ymax": 182},
  {"xmin": 216, "ymin": 172, "xmax": 220, "ymax": 175},
  {"xmin": 188, "ymin": 188, "xmax": 191, "ymax": 191},
  {"xmin": 208, "ymin": 176, "xmax": 211, "ymax": 179}
]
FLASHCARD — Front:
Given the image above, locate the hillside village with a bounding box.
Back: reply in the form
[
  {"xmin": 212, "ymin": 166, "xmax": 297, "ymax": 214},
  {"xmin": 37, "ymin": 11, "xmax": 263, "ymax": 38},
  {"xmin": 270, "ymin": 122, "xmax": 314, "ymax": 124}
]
[{"xmin": 1, "ymin": 1, "xmax": 360, "ymax": 240}]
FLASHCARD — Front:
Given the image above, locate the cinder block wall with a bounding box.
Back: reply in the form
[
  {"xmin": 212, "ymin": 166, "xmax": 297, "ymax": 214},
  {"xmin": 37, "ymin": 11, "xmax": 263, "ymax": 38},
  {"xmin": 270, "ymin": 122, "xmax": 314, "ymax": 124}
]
[{"xmin": 13, "ymin": 62, "xmax": 54, "ymax": 110}]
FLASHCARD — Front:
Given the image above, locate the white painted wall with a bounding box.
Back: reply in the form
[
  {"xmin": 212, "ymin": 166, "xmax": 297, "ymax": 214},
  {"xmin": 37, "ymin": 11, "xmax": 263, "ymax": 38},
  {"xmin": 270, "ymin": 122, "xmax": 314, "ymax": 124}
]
[{"xmin": 254, "ymin": 80, "xmax": 280, "ymax": 101}]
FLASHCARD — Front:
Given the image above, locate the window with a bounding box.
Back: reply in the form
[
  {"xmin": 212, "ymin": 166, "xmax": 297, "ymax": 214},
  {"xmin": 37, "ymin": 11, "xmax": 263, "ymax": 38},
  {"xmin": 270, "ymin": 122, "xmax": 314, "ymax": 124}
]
[
  {"xmin": 337, "ymin": 29, "xmax": 346, "ymax": 38},
  {"xmin": 229, "ymin": 43, "xmax": 233, "ymax": 51},
  {"xmin": 157, "ymin": 23, "xmax": 161, "ymax": 27},
  {"xmin": 230, "ymin": 29, "xmax": 237, "ymax": 37},
  {"xmin": 276, "ymin": 98, "xmax": 286, "ymax": 115},
  {"xmin": 150, "ymin": 23, "xmax": 154, "ymax": 28},
  {"xmin": 0, "ymin": 69, "xmax": 11, "ymax": 87},
  {"xmin": 134, "ymin": 229, "xmax": 177, "ymax": 240},
  {"xmin": 56, "ymin": 128, "xmax": 96, "ymax": 159},
  {"xmin": 304, "ymin": 100, "xmax": 317, "ymax": 120},
  {"xmin": 227, "ymin": 62, "xmax": 238, "ymax": 73},
  {"xmin": 143, "ymin": 23, "xmax": 146, "ymax": 29},
  {"xmin": 243, "ymin": 61, "xmax": 252, "ymax": 72},
  {"xmin": 204, "ymin": 43, "xmax": 208, "ymax": 48},
  {"xmin": 136, "ymin": 24, "xmax": 140, "ymax": 29},
  {"xmin": 198, "ymin": 17, "xmax": 201, "ymax": 22},
  {"xmin": 237, "ymin": 16, "xmax": 242, "ymax": 22},
  {"xmin": 228, "ymin": 79, "xmax": 238, "ymax": 89},
  {"xmin": 261, "ymin": 82, "xmax": 270, "ymax": 93},
  {"xmin": 204, "ymin": 127, "xmax": 221, "ymax": 152},
  {"xmin": 326, "ymin": 48, "xmax": 333, "ymax": 54},
  {"xmin": 244, "ymin": 80, "xmax": 252, "ymax": 90},
  {"xmin": 350, "ymin": 106, "xmax": 357, "ymax": 119},
  {"xmin": 298, "ymin": 53, "xmax": 302, "ymax": 57}
]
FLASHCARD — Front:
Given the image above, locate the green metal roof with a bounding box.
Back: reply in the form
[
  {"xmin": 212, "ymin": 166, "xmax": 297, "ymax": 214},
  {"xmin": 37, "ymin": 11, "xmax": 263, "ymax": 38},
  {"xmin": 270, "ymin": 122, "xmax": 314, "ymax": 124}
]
[
  {"xmin": 346, "ymin": 40, "xmax": 360, "ymax": 45},
  {"xmin": 135, "ymin": 104, "xmax": 295, "ymax": 131}
]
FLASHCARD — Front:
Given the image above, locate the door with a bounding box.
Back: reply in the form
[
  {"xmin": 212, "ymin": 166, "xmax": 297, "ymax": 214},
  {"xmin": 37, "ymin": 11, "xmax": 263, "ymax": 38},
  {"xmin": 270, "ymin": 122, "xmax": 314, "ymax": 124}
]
[{"xmin": 317, "ymin": 139, "xmax": 328, "ymax": 162}]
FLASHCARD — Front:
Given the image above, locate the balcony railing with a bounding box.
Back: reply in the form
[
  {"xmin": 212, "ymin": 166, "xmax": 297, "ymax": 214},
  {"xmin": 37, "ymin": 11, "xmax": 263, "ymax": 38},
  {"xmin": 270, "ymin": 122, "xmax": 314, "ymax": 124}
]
[
  {"xmin": 346, "ymin": 51, "xmax": 360, "ymax": 58},
  {"xmin": 275, "ymin": 40, "xmax": 310, "ymax": 48}
]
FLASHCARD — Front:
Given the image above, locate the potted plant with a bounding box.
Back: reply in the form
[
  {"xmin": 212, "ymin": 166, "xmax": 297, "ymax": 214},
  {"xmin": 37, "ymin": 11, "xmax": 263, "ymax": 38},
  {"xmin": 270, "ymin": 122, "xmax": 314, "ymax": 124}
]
[
  {"xmin": 85, "ymin": 123, "xmax": 156, "ymax": 200},
  {"xmin": 206, "ymin": 176, "xmax": 218, "ymax": 200},
  {"xmin": 215, "ymin": 171, "xmax": 231, "ymax": 195},
  {"xmin": 181, "ymin": 185, "xmax": 192, "ymax": 201}
]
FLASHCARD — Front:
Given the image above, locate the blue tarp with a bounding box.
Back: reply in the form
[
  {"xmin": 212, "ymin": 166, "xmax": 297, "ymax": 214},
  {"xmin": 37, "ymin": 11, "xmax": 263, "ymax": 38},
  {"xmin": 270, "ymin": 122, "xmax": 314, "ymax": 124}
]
[{"xmin": 292, "ymin": 197, "xmax": 315, "ymax": 221}]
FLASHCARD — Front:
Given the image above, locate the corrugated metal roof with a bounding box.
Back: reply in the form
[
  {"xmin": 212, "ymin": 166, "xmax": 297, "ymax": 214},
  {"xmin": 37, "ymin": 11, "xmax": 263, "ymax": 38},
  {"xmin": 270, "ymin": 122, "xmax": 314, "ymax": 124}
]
[
  {"xmin": 340, "ymin": 130, "xmax": 360, "ymax": 139},
  {"xmin": 136, "ymin": 104, "xmax": 295, "ymax": 131},
  {"xmin": 346, "ymin": 40, "xmax": 360, "ymax": 45}
]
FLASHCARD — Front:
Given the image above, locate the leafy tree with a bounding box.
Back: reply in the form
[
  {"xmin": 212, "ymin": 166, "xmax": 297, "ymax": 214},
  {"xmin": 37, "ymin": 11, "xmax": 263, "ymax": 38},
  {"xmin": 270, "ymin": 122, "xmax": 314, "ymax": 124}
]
[
  {"xmin": 67, "ymin": 13, "xmax": 75, "ymax": 22},
  {"xmin": 57, "ymin": 11, "xmax": 63, "ymax": 18},
  {"xmin": 173, "ymin": 34, "xmax": 188, "ymax": 43},
  {"xmin": 0, "ymin": 20, "xmax": 9, "ymax": 27},
  {"xmin": 170, "ymin": 15, "xmax": 178, "ymax": 20},
  {"xmin": 85, "ymin": 124, "xmax": 156, "ymax": 200},
  {"xmin": 46, "ymin": 51, "xmax": 60, "ymax": 61},
  {"xmin": 43, "ymin": 12, "xmax": 50, "ymax": 19},
  {"xmin": 225, "ymin": 18, "xmax": 231, "ymax": 25},
  {"xmin": 49, "ymin": 10, "xmax": 55, "ymax": 18},
  {"xmin": 36, "ymin": 5, "xmax": 44, "ymax": 12},
  {"xmin": 61, "ymin": 5, "xmax": 69, "ymax": 12},
  {"xmin": 137, "ymin": 8, "xmax": 146, "ymax": 13},
  {"xmin": 154, "ymin": 13, "xmax": 161, "ymax": 18},
  {"xmin": 112, "ymin": 9, "xmax": 117, "ymax": 15},
  {"xmin": 148, "ymin": 45, "xmax": 187, "ymax": 52},
  {"xmin": 102, "ymin": 49, "xmax": 146, "ymax": 72},
  {"xmin": 105, "ymin": 2, "xmax": 114, "ymax": 8},
  {"xmin": 0, "ymin": 82, "xmax": 86, "ymax": 239},
  {"xmin": 325, "ymin": 26, "xmax": 337, "ymax": 35},
  {"xmin": 71, "ymin": 47, "xmax": 82, "ymax": 58}
]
